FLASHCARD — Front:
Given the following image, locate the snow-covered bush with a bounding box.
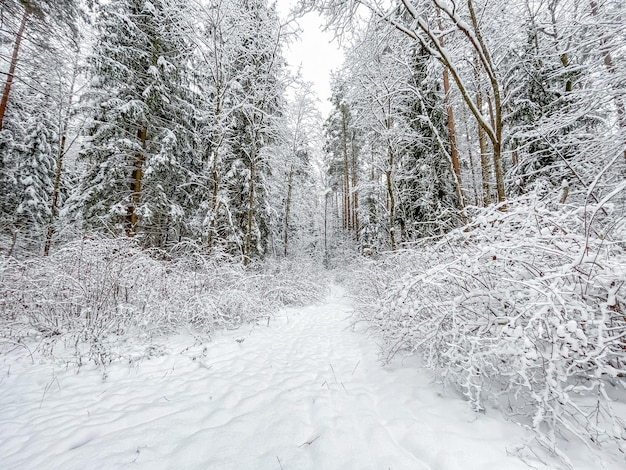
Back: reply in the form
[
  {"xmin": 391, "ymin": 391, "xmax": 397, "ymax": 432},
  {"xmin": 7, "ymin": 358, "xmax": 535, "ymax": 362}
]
[
  {"xmin": 247, "ymin": 256, "xmax": 329, "ymax": 306},
  {"xmin": 0, "ymin": 237, "xmax": 328, "ymax": 365},
  {"xmin": 350, "ymin": 195, "xmax": 626, "ymax": 460}
]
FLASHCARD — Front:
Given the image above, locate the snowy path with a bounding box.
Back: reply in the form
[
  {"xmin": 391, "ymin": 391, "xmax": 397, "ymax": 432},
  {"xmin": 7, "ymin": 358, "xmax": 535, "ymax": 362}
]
[{"xmin": 0, "ymin": 286, "xmax": 579, "ymax": 469}]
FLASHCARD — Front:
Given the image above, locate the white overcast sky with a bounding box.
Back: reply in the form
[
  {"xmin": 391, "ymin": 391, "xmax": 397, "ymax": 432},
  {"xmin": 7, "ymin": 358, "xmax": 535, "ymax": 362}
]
[{"xmin": 275, "ymin": 0, "xmax": 344, "ymax": 118}]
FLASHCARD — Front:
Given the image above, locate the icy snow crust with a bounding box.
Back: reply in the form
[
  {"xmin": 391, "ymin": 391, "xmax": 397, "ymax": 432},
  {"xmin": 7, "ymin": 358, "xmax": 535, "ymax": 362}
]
[{"xmin": 0, "ymin": 286, "xmax": 612, "ymax": 469}]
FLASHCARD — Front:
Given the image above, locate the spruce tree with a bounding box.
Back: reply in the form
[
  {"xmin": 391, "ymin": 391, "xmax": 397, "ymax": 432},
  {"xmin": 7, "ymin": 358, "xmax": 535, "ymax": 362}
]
[
  {"xmin": 397, "ymin": 45, "xmax": 459, "ymax": 239},
  {"xmin": 79, "ymin": 0, "xmax": 197, "ymax": 245},
  {"xmin": 15, "ymin": 100, "xmax": 56, "ymax": 240}
]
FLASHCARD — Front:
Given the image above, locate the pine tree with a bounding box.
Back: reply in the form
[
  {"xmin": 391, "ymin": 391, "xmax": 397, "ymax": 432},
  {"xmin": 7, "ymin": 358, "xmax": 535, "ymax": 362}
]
[
  {"xmin": 79, "ymin": 0, "xmax": 197, "ymax": 244},
  {"xmin": 0, "ymin": 0, "xmax": 83, "ymax": 131},
  {"xmin": 0, "ymin": 92, "xmax": 57, "ymax": 252},
  {"xmin": 15, "ymin": 101, "xmax": 56, "ymax": 237},
  {"xmin": 324, "ymin": 76, "xmax": 361, "ymax": 242},
  {"xmin": 0, "ymin": 0, "xmax": 84, "ymax": 252}
]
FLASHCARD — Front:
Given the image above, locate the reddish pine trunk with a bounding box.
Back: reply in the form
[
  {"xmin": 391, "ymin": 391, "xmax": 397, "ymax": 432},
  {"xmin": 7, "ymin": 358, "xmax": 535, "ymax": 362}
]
[
  {"xmin": 126, "ymin": 126, "xmax": 147, "ymax": 237},
  {"xmin": 0, "ymin": 7, "xmax": 29, "ymax": 131},
  {"xmin": 438, "ymin": 15, "xmax": 466, "ymax": 216}
]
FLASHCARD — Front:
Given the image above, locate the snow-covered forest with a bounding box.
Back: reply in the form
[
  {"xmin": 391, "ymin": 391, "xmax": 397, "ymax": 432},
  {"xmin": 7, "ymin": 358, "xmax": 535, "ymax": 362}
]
[{"xmin": 1, "ymin": 0, "xmax": 625, "ymax": 468}]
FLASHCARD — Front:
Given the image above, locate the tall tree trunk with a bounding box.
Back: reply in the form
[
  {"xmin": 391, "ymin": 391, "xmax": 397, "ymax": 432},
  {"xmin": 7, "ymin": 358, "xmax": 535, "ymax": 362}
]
[
  {"xmin": 283, "ymin": 164, "xmax": 294, "ymax": 256},
  {"xmin": 0, "ymin": 7, "xmax": 29, "ymax": 132},
  {"xmin": 350, "ymin": 132, "xmax": 359, "ymax": 241},
  {"xmin": 244, "ymin": 158, "xmax": 255, "ymax": 266},
  {"xmin": 492, "ymin": 141, "xmax": 505, "ymax": 204},
  {"xmin": 475, "ymin": 79, "xmax": 491, "ymax": 207},
  {"xmin": 207, "ymin": 87, "xmax": 225, "ymax": 253},
  {"xmin": 478, "ymin": 124, "xmax": 491, "ymax": 207},
  {"xmin": 462, "ymin": 107, "xmax": 480, "ymax": 206},
  {"xmin": 391, "ymin": 0, "xmax": 506, "ymax": 206},
  {"xmin": 467, "ymin": 0, "xmax": 505, "ymax": 206},
  {"xmin": 323, "ymin": 191, "xmax": 328, "ymax": 262},
  {"xmin": 126, "ymin": 125, "xmax": 147, "ymax": 237},
  {"xmin": 341, "ymin": 106, "xmax": 351, "ymax": 231},
  {"xmin": 341, "ymin": 179, "xmax": 346, "ymax": 230},
  {"xmin": 335, "ymin": 191, "xmax": 340, "ymax": 227},
  {"xmin": 560, "ymin": 53, "xmax": 573, "ymax": 93},
  {"xmin": 45, "ymin": 65, "xmax": 78, "ymax": 256},
  {"xmin": 386, "ymin": 145, "xmax": 396, "ymax": 251},
  {"xmin": 486, "ymin": 91, "xmax": 505, "ymax": 205},
  {"xmin": 438, "ymin": 15, "xmax": 466, "ymax": 213},
  {"xmin": 126, "ymin": 37, "xmax": 160, "ymax": 237},
  {"xmin": 207, "ymin": 149, "xmax": 220, "ymax": 253}
]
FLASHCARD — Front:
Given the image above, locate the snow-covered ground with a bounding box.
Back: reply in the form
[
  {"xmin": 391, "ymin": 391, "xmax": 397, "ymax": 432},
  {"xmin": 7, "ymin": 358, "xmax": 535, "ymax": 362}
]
[{"xmin": 0, "ymin": 286, "xmax": 620, "ymax": 469}]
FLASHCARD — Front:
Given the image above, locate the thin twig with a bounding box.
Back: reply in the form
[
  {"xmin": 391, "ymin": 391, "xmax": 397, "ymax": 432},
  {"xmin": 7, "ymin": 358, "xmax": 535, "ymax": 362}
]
[
  {"xmin": 299, "ymin": 435, "xmax": 320, "ymax": 447},
  {"xmin": 329, "ymin": 363, "xmax": 338, "ymax": 384}
]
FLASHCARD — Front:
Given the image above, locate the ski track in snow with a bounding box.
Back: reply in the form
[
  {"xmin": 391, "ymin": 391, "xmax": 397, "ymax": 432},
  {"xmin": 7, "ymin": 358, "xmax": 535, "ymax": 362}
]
[{"xmin": 0, "ymin": 285, "xmax": 616, "ymax": 469}]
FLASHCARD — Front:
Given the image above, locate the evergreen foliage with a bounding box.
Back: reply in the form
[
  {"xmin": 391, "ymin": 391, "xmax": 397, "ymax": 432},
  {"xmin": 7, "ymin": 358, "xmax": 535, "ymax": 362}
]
[{"xmin": 79, "ymin": 0, "xmax": 197, "ymax": 243}]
